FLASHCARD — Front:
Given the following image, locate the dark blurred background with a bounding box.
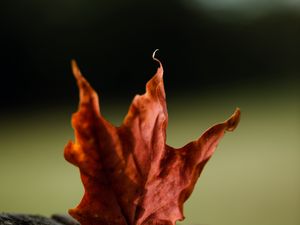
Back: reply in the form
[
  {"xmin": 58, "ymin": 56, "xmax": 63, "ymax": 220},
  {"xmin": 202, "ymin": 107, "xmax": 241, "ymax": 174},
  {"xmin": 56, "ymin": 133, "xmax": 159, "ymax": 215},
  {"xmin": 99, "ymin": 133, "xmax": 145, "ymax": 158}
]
[
  {"xmin": 0, "ymin": 1, "xmax": 299, "ymax": 225},
  {"xmin": 1, "ymin": 0, "xmax": 299, "ymax": 109}
]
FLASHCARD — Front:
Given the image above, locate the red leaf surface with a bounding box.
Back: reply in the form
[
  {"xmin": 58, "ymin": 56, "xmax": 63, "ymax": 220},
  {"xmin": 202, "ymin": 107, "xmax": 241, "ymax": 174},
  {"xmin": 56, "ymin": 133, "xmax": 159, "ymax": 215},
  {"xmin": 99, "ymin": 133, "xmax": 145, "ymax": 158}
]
[{"xmin": 64, "ymin": 56, "xmax": 240, "ymax": 225}]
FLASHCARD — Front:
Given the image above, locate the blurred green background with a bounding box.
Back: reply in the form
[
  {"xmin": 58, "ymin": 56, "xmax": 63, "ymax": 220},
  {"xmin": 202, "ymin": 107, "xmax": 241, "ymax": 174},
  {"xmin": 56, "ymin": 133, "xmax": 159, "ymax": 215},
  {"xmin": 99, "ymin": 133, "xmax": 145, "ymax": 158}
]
[{"xmin": 0, "ymin": 0, "xmax": 299, "ymax": 225}]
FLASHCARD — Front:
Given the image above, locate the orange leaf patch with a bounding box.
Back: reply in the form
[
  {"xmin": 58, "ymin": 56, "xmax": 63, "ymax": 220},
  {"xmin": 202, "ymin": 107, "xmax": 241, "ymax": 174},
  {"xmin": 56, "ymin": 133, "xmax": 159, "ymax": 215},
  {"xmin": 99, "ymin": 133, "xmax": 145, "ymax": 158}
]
[{"xmin": 64, "ymin": 55, "xmax": 240, "ymax": 225}]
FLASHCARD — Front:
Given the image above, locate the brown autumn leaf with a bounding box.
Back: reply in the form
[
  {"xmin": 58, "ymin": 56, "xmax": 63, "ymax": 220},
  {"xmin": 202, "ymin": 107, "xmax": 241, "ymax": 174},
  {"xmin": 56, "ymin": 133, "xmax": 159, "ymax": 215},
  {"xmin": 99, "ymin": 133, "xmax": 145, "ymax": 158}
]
[{"xmin": 64, "ymin": 55, "xmax": 240, "ymax": 225}]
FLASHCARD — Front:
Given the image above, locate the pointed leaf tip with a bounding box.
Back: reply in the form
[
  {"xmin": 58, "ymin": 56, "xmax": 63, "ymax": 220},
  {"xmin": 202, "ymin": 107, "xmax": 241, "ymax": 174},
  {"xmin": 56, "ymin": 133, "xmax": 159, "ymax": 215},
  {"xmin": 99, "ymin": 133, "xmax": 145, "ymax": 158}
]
[
  {"xmin": 152, "ymin": 49, "xmax": 159, "ymax": 60},
  {"xmin": 225, "ymin": 108, "xmax": 241, "ymax": 132},
  {"xmin": 152, "ymin": 49, "xmax": 163, "ymax": 70},
  {"xmin": 71, "ymin": 59, "xmax": 82, "ymax": 80}
]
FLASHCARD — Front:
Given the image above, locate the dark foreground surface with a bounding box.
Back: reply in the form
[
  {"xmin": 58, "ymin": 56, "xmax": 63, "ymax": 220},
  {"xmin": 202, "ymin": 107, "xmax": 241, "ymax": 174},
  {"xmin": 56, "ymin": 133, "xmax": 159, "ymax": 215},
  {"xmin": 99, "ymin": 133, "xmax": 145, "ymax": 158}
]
[{"xmin": 0, "ymin": 214, "xmax": 79, "ymax": 225}]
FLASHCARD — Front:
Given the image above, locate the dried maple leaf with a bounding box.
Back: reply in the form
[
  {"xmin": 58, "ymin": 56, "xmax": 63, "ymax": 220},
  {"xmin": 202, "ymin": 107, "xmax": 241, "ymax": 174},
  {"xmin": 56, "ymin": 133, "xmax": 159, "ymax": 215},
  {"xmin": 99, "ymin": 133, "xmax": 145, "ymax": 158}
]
[{"xmin": 64, "ymin": 55, "xmax": 240, "ymax": 225}]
